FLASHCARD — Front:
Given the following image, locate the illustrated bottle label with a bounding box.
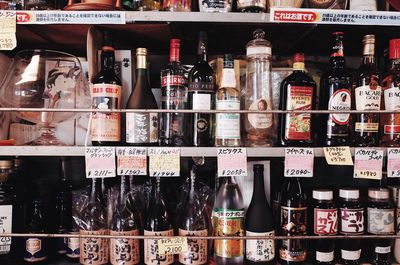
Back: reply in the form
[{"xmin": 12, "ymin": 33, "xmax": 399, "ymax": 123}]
[
  {"xmin": 328, "ymin": 88, "xmax": 351, "ymax": 125},
  {"xmin": 341, "ymin": 249, "xmax": 361, "ymax": 260},
  {"xmin": 285, "ymin": 86, "xmax": 313, "ymax": 140},
  {"xmin": 367, "ymin": 208, "xmax": 395, "ymax": 234},
  {"xmin": 247, "ymin": 98, "xmax": 273, "ymax": 129},
  {"xmin": 126, "ymin": 113, "xmax": 158, "ymax": 144},
  {"xmin": 213, "ymin": 208, "xmax": 244, "ymax": 258},
  {"xmin": 178, "ymin": 229, "xmax": 208, "ymax": 265},
  {"xmin": 340, "ymin": 208, "xmax": 364, "ymax": 234},
  {"xmin": 24, "ymin": 237, "xmax": 47, "ymax": 262},
  {"xmin": 355, "ymin": 83, "xmax": 382, "ymax": 111},
  {"xmin": 216, "ymin": 100, "xmax": 240, "ymax": 140},
  {"xmin": 0, "ymin": 205, "xmax": 12, "ymax": 254},
  {"xmin": 375, "ymin": 246, "xmax": 391, "ymax": 254},
  {"xmin": 91, "ymin": 83, "xmax": 122, "ymax": 142},
  {"xmin": 316, "ymin": 251, "xmax": 334, "ymax": 262},
  {"xmin": 79, "ymin": 229, "xmax": 109, "ymax": 265},
  {"xmin": 144, "ymin": 229, "xmax": 174, "ymax": 265},
  {"xmin": 66, "ymin": 232, "xmax": 80, "ymax": 259},
  {"xmin": 383, "ymin": 86, "xmax": 400, "ymax": 135},
  {"xmin": 110, "ymin": 230, "xmax": 140, "ymax": 265},
  {"xmin": 245, "ymin": 230, "xmax": 275, "ymax": 262},
  {"xmin": 314, "ymin": 208, "xmax": 338, "ymax": 235}
]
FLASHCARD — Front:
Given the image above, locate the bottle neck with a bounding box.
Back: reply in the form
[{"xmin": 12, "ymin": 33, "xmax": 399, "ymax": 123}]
[
  {"xmin": 293, "ymin": 62, "xmax": 305, "ymax": 72},
  {"xmin": 120, "ymin": 176, "xmax": 129, "ymax": 205},
  {"xmin": 101, "ymin": 47, "xmax": 116, "ymax": 72},
  {"xmin": 152, "ymin": 177, "xmax": 161, "ymax": 204},
  {"xmin": 170, "ymin": 46, "xmax": 180, "ymax": 63},
  {"xmin": 389, "ymin": 58, "xmax": 400, "ymax": 72},
  {"xmin": 197, "ymin": 40, "xmax": 208, "ymax": 62},
  {"xmin": 253, "ymin": 171, "xmax": 267, "ymax": 201},
  {"xmin": 362, "ymin": 55, "xmax": 376, "ymax": 67},
  {"xmin": 220, "ymin": 67, "xmax": 236, "ymax": 88},
  {"xmin": 90, "ymin": 178, "xmax": 102, "ymax": 204},
  {"xmin": 331, "ymin": 56, "xmax": 345, "ymax": 69}
]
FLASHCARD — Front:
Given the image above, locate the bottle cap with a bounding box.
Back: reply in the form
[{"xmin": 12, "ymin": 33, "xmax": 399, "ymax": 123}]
[
  {"xmin": 313, "ymin": 189, "xmax": 333, "ymax": 201},
  {"xmin": 14, "ymin": 158, "xmax": 22, "ymax": 167},
  {"xmin": 389, "ymin": 39, "xmax": 400, "ymax": 59},
  {"xmin": 363, "ymin": 34, "xmax": 375, "ymax": 44},
  {"xmin": 136, "ymin": 47, "xmax": 147, "ymax": 56},
  {"xmin": 332, "ymin": 31, "xmax": 344, "ymax": 35},
  {"xmin": 339, "ymin": 188, "xmax": 360, "ymax": 199},
  {"xmin": 199, "ymin": 31, "xmax": 207, "ymax": 41},
  {"xmin": 293, "ymin": 53, "xmax": 305, "ymax": 63},
  {"xmin": 246, "ymin": 29, "xmax": 272, "ymax": 56},
  {"xmin": 368, "ymin": 188, "xmax": 390, "ymax": 200},
  {"xmin": 0, "ymin": 160, "xmax": 13, "ymax": 169},
  {"xmin": 253, "ymin": 164, "xmax": 264, "ymax": 172},
  {"xmin": 223, "ymin": 54, "xmax": 234, "ymax": 68},
  {"xmin": 102, "ymin": 31, "xmax": 113, "ymax": 47},
  {"xmin": 170, "ymin": 38, "xmax": 181, "ymax": 48}
]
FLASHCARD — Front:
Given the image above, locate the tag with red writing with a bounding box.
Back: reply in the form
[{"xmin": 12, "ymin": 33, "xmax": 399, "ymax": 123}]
[
  {"xmin": 85, "ymin": 147, "xmax": 116, "ymax": 178},
  {"xmin": 284, "ymin": 148, "xmax": 314, "ymax": 177},
  {"xmin": 353, "ymin": 148, "xmax": 383, "ymax": 180},
  {"xmin": 314, "ymin": 209, "xmax": 338, "ymax": 235},
  {"xmin": 217, "ymin": 148, "xmax": 247, "ymax": 177},
  {"xmin": 148, "ymin": 147, "xmax": 180, "ymax": 177},
  {"xmin": 116, "ymin": 147, "xmax": 147, "ymax": 176}
]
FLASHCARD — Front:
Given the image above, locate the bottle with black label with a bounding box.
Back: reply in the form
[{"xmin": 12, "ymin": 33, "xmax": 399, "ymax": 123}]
[
  {"xmin": 0, "ymin": 160, "xmax": 14, "ymax": 265},
  {"xmin": 24, "ymin": 199, "xmax": 47, "ymax": 263}
]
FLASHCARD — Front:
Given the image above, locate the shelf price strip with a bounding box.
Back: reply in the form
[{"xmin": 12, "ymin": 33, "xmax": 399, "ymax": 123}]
[
  {"xmin": 16, "ymin": 11, "xmax": 126, "ymax": 24},
  {"xmin": 217, "ymin": 148, "xmax": 247, "ymax": 178},
  {"xmin": 353, "ymin": 148, "xmax": 383, "ymax": 180},
  {"xmin": 284, "ymin": 148, "xmax": 314, "ymax": 178},
  {"xmin": 85, "ymin": 147, "xmax": 116, "ymax": 178},
  {"xmin": 148, "ymin": 147, "xmax": 180, "ymax": 177},
  {"xmin": 0, "ymin": 11, "xmax": 16, "ymax": 51},
  {"xmin": 158, "ymin": 237, "xmax": 188, "ymax": 255},
  {"xmin": 387, "ymin": 148, "xmax": 400, "ymax": 178},
  {"xmin": 323, "ymin": 146, "xmax": 353, "ymax": 166},
  {"xmin": 116, "ymin": 147, "xmax": 147, "ymax": 176}
]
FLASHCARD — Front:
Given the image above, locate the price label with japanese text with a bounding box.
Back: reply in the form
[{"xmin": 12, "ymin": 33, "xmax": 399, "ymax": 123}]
[
  {"xmin": 116, "ymin": 147, "xmax": 147, "ymax": 176},
  {"xmin": 0, "ymin": 11, "xmax": 16, "ymax": 50},
  {"xmin": 148, "ymin": 147, "xmax": 180, "ymax": 177},
  {"xmin": 284, "ymin": 148, "xmax": 314, "ymax": 177},
  {"xmin": 158, "ymin": 237, "xmax": 188, "ymax": 255},
  {"xmin": 85, "ymin": 147, "xmax": 116, "ymax": 178},
  {"xmin": 217, "ymin": 148, "xmax": 247, "ymax": 177},
  {"xmin": 387, "ymin": 148, "xmax": 400, "ymax": 178},
  {"xmin": 353, "ymin": 148, "xmax": 383, "ymax": 180},
  {"xmin": 323, "ymin": 146, "xmax": 353, "ymax": 166}
]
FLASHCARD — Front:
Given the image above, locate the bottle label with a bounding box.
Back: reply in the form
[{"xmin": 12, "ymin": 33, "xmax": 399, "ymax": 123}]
[
  {"xmin": 350, "ymin": 0, "xmax": 377, "ymax": 10},
  {"xmin": 355, "ymin": 84, "xmax": 382, "ymax": 111},
  {"xmin": 0, "ymin": 205, "xmax": 12, "ymax": 254},
  {"xmin": 220, "ymin": 69, "xmax": 236, "ymax": 89},
  {"xmin": 178, "ymin": 229, "xmax": 208, "ymax": 265},
  {"xmin": 200, "ymin": 0, "xmax": 229, "ymax": 11},
  {"xmin": 340, "ymin": 208, "xmax": 364, "ymax": 234},
  {"xmin": 110, "ymin": 230, "xmax": 140, "ymax": 265},
  {"xmin": 212, "ymin": 208, "xmax": 244, "ymax": 258},
  {"xmin": 316, "ymin": 251, "xmax": 334, "ymax": 262},
  {"xmin": 24, "ymin": 238, "xmax": 47, "ymax": 262},
  {"xmin": 328, "ymin": 88, "xmax": 351, "ymax": 125},
  {"xmin": 216, "ymin": 100, "xmax": 240, "ymax": 139},
  {"xmin": 161, "ymin": 75, "xmax": 187, "ymax": 108},
  {"xmin": 341, "ymin": 249, "xmax": 361, "ymax": 260},
  {"xmin": 237, "ymin": 0, "xmax": 266, "ymax": 8},
  {"xmin": 384, "ymin": 86, "xmax": 400, "ymax": 111},
  {"xmin": 66, "ymin": 233, "xmax": 80, "ymax": 259},
  {"xmin": 192, "ymin": 93, "xmax": 211, "ymax": 110},
  {"xmin": 161, "ymin": 75, "xmax": 185, "ymax": 87},
  {"xmin": 367, "ymin": 208, "xmax": 395, "ymax": 234},
  {"xmin": 126, "ymin": 113, "xmax": 158, "ymax": 144},
  {"xmin": 245, "ymin": 230, "xmax": 275, "ymax": 262},
  {"xmin": 384, "ymin": 125, "xmax": 400, "ymax": 134},
  {"xmin": 375, "ymin": 246, "xmax": 391, "ymax": 254},
  {"xmin": 144, "ymin": 229, "xmax": 174, "ymax": 265},
  {"xmin": 355, "ymin": 122, "xmax": 379, "ymax": 132},
  {"xmin": 279, "ymin": 240, "xmax": 307, "ymax": 262},
  {"xmin": 280, "ymin": 206, "xmax": 307, "ymax": 234},
  {"xmin": 285, "ymin": 86, "xmax": 313, "ymax": 140},
  {"xmin": 79, "ymin": 229, "xmax": 109, "ymax": 265},
  {"xmin": 313, "ymin": 208, "xmax": 338, "ymax": 235},
  {"xmin": 91, "ymin": 83, "xmax": 122, "ymax": 142},
  {"xmin": 189, "ymin": 82, "xmax": 214, "ymax": 92},
  {"xmin": 247, "ymin": 98, "xmax": 273, "ymax": 129},
  {"xmin": 383, "ymin": 86, "xmax": 400, "ymax": 135}
]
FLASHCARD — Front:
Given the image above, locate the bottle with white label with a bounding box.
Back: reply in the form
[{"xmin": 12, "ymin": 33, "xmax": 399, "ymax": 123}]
[
  {"xmin": 24, "ymin": 199, "xmax": 47, "ymax": 263},
  {"xmin": 0, "ymin": 160, "xmax": 14, "ymax": 265},
  {"xmin": 350, "ymin": 0, "xmax": 377, "ymax": 10},
  {"xmin": 215, "ymin": 54, "xmax": 241, "ymax": 147}
]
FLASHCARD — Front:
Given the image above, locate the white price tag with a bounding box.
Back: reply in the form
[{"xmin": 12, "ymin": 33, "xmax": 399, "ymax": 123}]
[
  {"xmin": 16, "ymin": 11, "xmax": 125, "ymax": 24},
  {"xmin": 387, "ymin": 148, "xmax": 400, "ymax": 178},
  {"xmin": 353, "ymin": 148, "xmax": 383, "ymax": 180},
  {"xmin": 284, "ymin": 148, "xmax": 314, "ymax": 177},
  {"xmin": 116, "ymin": 147, "xmax": 147, "ymax": 176},
  {"xmin": 148, "ymin": 147, "xmax": 180, "ymax": 177},
  {"xmin": 323, "ymin": 146, "xmax": 353, "ymax": 166},
  {"xmin": 158, "ymin": 237, "xmax": 188, "ymax": 255},
  {"xmin": 85, "ymin": 147, "xmax": 116, "ymax": 178},
  {"xmin": 217, "ymin": 148, "xmax": 247, "ymax": 177},
  {"xmin": 0, "ymin": 11, "xmax": 16, "ymax": 51}
]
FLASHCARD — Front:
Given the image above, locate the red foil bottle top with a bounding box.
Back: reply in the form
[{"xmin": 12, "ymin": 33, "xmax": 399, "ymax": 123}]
[
  {"xmin": 389, "ymin": 39, "xmax": 400, "ymax": 59},
  {"xmin": 293, "ymin": 53, "xmax": 305, "ymax": 63},
  {"xmin": 332, "ymin": 31, "xmax": 344, "ymax": 35},
  {"xmin": 170, "ymin": 38, "xmax": 181, "ymax": 62}
]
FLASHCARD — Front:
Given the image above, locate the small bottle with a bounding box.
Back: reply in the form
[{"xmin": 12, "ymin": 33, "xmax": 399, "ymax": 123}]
[
  {"xmin": 199, "ymin": 0, "xmax": 231, "ymax": 12},
  {"xmin": 24, "ymin": 199, "xmax": 47, "ymax": 263},
  {"xmin": 236, "ymin": 0, "xmax": 266, "ymax": 12},
  {"xmin": 162, "ymin": 0, "xmax": 190, "ymax": 11},
  {"xmin": 0, "ymin": 160, "xmax": 14, "ymax": 265}
]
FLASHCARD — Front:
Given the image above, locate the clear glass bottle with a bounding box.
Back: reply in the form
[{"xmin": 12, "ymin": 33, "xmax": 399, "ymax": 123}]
[
  {"xmin": 199, "ymin": 0, "xmax": 231, "ymax": 12},
  {"xmin": 244, "ymin": 29, "xmax": 273, "ymax": 147}
]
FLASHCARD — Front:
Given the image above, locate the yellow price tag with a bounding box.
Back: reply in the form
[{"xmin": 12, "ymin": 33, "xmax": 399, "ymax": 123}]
[
  {"xmin": 323, "ymin": 146, "xmax": 353, "ymax": 166},
  {"xmin": 157, "ymin": 237, "xmax": 188, "ymax": 255},
  {"xmin": 355, "ymin": 170, "xmax": 381, "ymax": 180},
  {"xmin": 0, "ymin": 11, "xmax": 16, "ymax": 51}
]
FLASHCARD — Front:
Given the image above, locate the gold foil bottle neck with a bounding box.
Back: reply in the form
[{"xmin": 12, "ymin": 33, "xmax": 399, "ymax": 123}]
[
  {"xmin": 136, "ymin": 48, "xmax": 147, "ymax": 69},
  {"xmin": 363, "ymin": 34, "xmax": 375, "ymax": 56}
]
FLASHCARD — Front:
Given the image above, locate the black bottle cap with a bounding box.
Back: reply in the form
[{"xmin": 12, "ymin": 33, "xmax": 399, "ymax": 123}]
[
  {"xmin": 103, "ymin": 31, "xmax": 113, "ymax": 47},
  {"xmin": 199, "ymin": 31, "xmax": 207, "ymax": 41},
  {"xmin": 253, "ymin": 164, "xmax": 264, "ymax": 172}
]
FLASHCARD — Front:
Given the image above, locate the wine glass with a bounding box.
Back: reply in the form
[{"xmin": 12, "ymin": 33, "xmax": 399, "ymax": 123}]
[{"xmin": 0, "ymin": 49, "xmax": 91, "ymax": 145}]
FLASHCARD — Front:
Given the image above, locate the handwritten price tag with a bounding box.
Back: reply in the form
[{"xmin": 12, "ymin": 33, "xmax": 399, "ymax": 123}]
[
  {"xmin": 148, "ymin": 147, "xmax": 180, "ymax": 177},
  {"xmin": 284, "ymin": 148, "xmax": 314, "ymax": 177},
  {"xmin": 323, "ymin": 146, "xmax": 353, "ymax": 166},
  {"xmin": 353, "ymin": 148, "xmax": 383, "ymax": 180},
  {"xmin": 0, "ymin": 11, "xmax": 16, "ymax": 50},
  {"xmin": 158, "ymin": 237, "xmax": 188, "ymax": 255},
  {"xmin": 85, "ymin": 147, "xmax": 116, "ymax": 178},
  {"xmin": 217, "ymin": 148, "xmax": 247, "ymax": 177},
  {"xmin": 387, "ymin": 148, "xmax": 400, "ymax": 178},
  {"xmin": 116, "ymin": 147, "xmax": 147, "ymax": 176}
]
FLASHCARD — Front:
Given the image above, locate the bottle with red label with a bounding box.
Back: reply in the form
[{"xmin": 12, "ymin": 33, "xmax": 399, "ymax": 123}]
[
  {"xmin": 319, "ymin": 32, "xmax": 352, "ymax": 146},
  {"xmin": 380, "ymin": 39, "xmax": 400, "ymax": 147},
  {"xmin": 279, "ymin": 53, "xmax": 316, "ymax": 147}
]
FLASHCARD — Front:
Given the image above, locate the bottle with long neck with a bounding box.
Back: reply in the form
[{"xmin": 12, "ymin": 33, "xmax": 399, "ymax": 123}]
[
  {"xmin": 0, "ymin": 160, "xmax": 14, "ymax": 265},
  {"xmin": 188, "ymin": 31, "xmax": 216, "ymax": 147},
  {"xmin": 24, "ymin": 199, "xmax": 47, "ymax": 263},
  {"xmin": 245, "ymin": 164, "xmax": 275, "ymax": 264},
  {"xmin": 353, "ymin": 34, "xmax": 381, "ymax": 147},
  {"xmin": 66, "ymin": 194, "xmax": 80, "ymax": 263},
  {"xmin": 91, "ymin": 31, "xmax": 122, "ymax": 146},
  {"xmin": 215, "ymin": 54, "xmax": 241, "ymax": 147},
  {"xmin": 319, "ymin": 32, "xmax": 352, "ymax": 146}
]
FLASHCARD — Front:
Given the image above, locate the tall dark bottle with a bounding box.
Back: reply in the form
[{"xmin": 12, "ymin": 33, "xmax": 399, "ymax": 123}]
[
  {"xmin": 188, "ymin": 31, "xmax": 216, "ymax": 147},
  {"xmin": 319, "ymin": 32, "xmax": 352, "ymax": 146},
  {"xmin": 126, "ymin": 48, "xmax": 159, "ymax": 145},
  {"xmin": 91, "ymin": 31, "xmax": 122, "ymax": 146},
  {"xmin": 353, "ymin": 34, "xmax": 381, "ymax": 147},
  {"xmin": 279, "ymin": 53, "xmax": 316, "ymax": 147},
  {"xmin": 24, "ymin": 199, "xmax": 47, "ymax": 263},
  {"xmin": 0, "ymin": 160, "xmax": 14, "ymax": 265},
  {"xmin": 245, "ymin": 164, "xmax": 275, "ymax": 264}
]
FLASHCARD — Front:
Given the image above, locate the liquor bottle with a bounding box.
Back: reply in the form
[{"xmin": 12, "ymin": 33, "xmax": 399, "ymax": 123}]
[
  {"xmin": 80, "ymin": 178, "xmax": 109, "ymax": 265},
  {"xmin": 0, "ymin": 160, "xmax": 14, "ymax": 265},
  {"xmin": 126, "ymin": 48, "xmax": 159, "ymax": 146},
  {"xmin": 110, "ymin": 176, "xmax": 141, "ymax": 265},
  {"xmin": 178, "ymin": 165, "xmax": 209, "ymax": 264},
  {"xmin": 162, "ymin": 0, "xmax": 190, "ymax": 11},
  {"xmin": 199, "ymin": 0, "xmax": 231, "ymax": 12},
  {"xmin": 319, "ymin": 32, "xmax": 352, "ymax": 146},
  {"xmin": 160, "ymin": 39, "xmax": 187, "ymax": 146},
  {"xmin": 129, "ymin": 0, "xmax": 161, "ymax": 10},
  {"xmin": 380, "ymin": 39, "xmax": 400, "ymax": 147},
  {"xmin": 213, "ymin": 176, "xmax": 244, "ymax": 265},
  {"xmin": 236, "ymin": 0, "xmax": 266, "ymax": 12},
  {"xmin": 244, "ymin": 29, "xmax": 273, "ymax": 147},
  {"xmin": 188, "ymin": 31, "xmax": 216, "ymax": 147},
  {"xmin": 144, "ymin": 178, "xmax": 174, "ymax": 265},
  {"xmin": 215, "ymin": 54, "xmax": 241, "ymax": 147},
  {"xmin": 279, "ymin": 177, "xmax": 307, "ymax": 264},
  {"xmin": 66, "ymin": 195, "xmax": 80, "ymax": 263},
  {"xmin": 24, "ymin": 199, "xmax": 47, "ymax": 263},
  {"xmin": 91, "ymin": 31, "xmax": 122, "ymax": 146},
  {"xmin": 279, "ymin": 53, "xmax": 316, "ymax": 147},
  {"xmin": 353, "ymin": 34, "xmax": 381, "ymax": 147},
  {"xmin": 245, "ymin": 164, "xmax": 275, "ymax": 264}
]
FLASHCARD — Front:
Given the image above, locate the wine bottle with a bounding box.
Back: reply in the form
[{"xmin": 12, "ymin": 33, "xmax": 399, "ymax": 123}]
[
  {"xmin": 66, "ymin": 194, "xmax": 80, "ymax": 263},
  {"xmin": 91, "ymin": 31, "xmax": 122, "ymax": 146},
  {"xmin": 126, "ymin": 48, "xmax": 159, "ymax": 146},
  {"xmin": 0, "ymin": 160, "xmax": 14, "ymax": 265},
  {"xmin": 188, "ymin": 31, "xmax": 216, "ymax": 147},
  {"xmin": 245, "ymin": 164, "xmax": 275, "ymax": 264}
]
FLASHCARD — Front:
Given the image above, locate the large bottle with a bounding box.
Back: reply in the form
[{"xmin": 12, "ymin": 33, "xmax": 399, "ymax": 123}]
[
  {"xmin": 245, "ymin": 164, "xmax": 275, "ymax": 264},
  {"xmin": 279, "ymin": 53, "xmax": 316, "ymax": 147},
  {"xmin": 24, "ymin": 199, "xmax": 47, "ymax": 263},
  {"xmin": 380, "ymin": 39, "xmax": 400, "ymax": 147},
  {"xmin": 279, "ymin": 178, "xmax": 307, "ymax": 264},
  {"xmin": 160, "ymin": 39, "xmax": 187, "ymax": 146},
  {"xmin": 91, "ymin": 31, "xmax": 122, "ymax": 146},
  {"xmin": 353, "ymin": 34, "xmax": 381, "ymax": 147},
  {"xmin": 215, "ymin": 54, "xmax": 241, "ymax": 147},
  {"xmin": 144, "ymin": 178, "xmax": 174, "ymax": 265},
  {"xmin": 319, "ymin": 32, "xmax": 352, "ymax": 146},
  {"xmin": 213, "ymin": 176, "xmax": 244, "ymax": 264},
  {"xmin": 126, "ymin": 48, "xmax": 159, "ymax": 146},
  {"xmin": 188, "ymin": 31, "xmax": 216, "ymax": 147},
  {"xmin": 0, "ymin": 160, "xmax": 14, "ymax": 265}
]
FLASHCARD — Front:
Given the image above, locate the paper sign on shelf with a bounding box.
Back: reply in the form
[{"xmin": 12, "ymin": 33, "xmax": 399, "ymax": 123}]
[
  {"xmin": 217, "ymin": 148, "xmax": 247, "ymax": 177},
  {"xmin": 16, "ymin": 11, "xmax": 126, "ymax": 24},
  {"xmin": 0, "ymin": 11, "xmax": 16, "ymax": 50},
  {"xmin": 148, "ymin": 147, "xmax": 180, "ymax": 177},
  {"xmin": 387, "ymin": 148, "xmax": 400, "ymax": 178},
  {"xmin": 284, "ymin": 148, "xmax": 314, "ymax": 177},
  {"xmin": 116, "ymin": 147, "xmax": 147, "ymax": 176},
  {"xmin": 85, "ymin": 147, "xmax": 116, "ymax": 178},
  {"xmin": 353, "ymin": 148, "xmax": 383, "ymax": 180},
  {"xmin": 158, "ymin": 237, "xmax": 188, "ymax": 255},
  {"xmin": 323, "ymin": 146, "xmax": 353, "ymax": 166}
]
